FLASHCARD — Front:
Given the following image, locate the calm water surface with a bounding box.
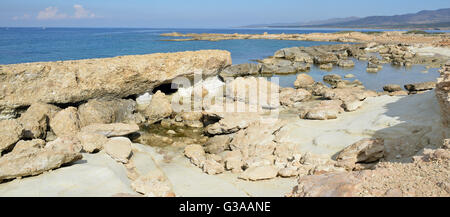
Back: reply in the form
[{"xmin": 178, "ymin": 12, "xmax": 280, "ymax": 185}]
[{"xmin": 0, "ymin": 27, "xmax": 442, "ymax": 91}]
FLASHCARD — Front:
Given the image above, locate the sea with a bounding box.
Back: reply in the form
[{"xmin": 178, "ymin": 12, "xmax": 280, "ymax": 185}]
[{"xmin": 0, "ymin": 27, "xmax": 444, "ymax": 91}]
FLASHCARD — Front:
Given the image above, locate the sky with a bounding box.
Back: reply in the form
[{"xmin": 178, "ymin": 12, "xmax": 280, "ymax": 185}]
[{"xmin": 1, "ymin": 0, "xmax": 449, "ymax": 28}]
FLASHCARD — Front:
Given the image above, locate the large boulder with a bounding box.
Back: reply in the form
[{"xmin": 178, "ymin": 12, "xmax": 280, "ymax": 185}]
[
  {"xmin": 204, "ymin": 135, "xmax": 232, "ymax": 154},
  {"xmin": 0, "ymin": 119, "xmax": 24, "ymax": 154},
  {"xmin": 50, "ymin": 107, "xmax": 81, "ymax": 137},
  {"xmin": 143, "ymin": 91, "xmax": 173, "ymax": 124},
  {"xmin": 77, "ymin": 98, "xmax": 137, "ymax": 127},
  {"xmin": 0, "ymin": 140, "xmax": 82, "ymax": 181},
  {"xmin": 279, "ymin": 88, "xmax": 312, "ymax": 106},
  {"xmin": 297, "ymin": 100, "xmax": 344, "ymax": 120},
  {"xmin": 77, "ymin": 132, "xmax": 108, "ymax": 153},
  {"xmin": 294, "ymin": 74, "xmax": 315, "ymax": 89},
  {"xmin": 18, "ymin": 103, "xmax": 61, "ymax": 139},
  {"xmin": 104, "ymin": 137, "xmax": 132, "ymax": 163},
  {"xmin": 314, "ymin": 53, "xmax": 338, "ymax": 65},
  {"xmin": 0, "ymin": 50, "xmax": 232, "ymax": 114},
  {"xmin": 336, "ymin": 138, "xmax": 384, "ymax": 170}
]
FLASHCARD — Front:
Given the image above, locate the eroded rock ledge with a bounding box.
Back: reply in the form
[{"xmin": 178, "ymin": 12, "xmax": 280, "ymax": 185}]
[{"xmin": 0, "ymin": 50, "xmax": 232, "ymax": 116}]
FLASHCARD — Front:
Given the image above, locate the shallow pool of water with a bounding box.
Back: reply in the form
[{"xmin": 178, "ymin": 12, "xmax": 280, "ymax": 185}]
[{"xmin": 268, "ymin": 58, "xmax": 440, "ymax": 91}]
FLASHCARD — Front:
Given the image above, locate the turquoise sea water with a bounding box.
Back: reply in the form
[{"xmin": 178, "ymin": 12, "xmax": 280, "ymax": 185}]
[{"xmin": 0, "ymin": 27, "xmax": 441, "ymax": 91}]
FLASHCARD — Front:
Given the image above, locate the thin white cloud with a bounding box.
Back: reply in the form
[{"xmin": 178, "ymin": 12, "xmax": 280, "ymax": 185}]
[
  {"xmin": 36, "ymin": 5, "xmax": 98, "ymax": 20},
  {"xmin": 37, "ymin": 6, "xmax": 68, "ymax": 20},
  {"xmin": 12, "ymin": 14, "xmax": 31, "ymax": 21},
  {"xmin": 73, "ymin": 4, "xmax": 96, "ymax": 19}
]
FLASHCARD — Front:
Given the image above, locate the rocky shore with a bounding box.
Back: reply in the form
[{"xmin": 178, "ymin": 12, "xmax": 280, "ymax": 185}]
[
  {"xmin": 0, "ymin": 43, "xmax": 448, "ymax": 196},
  {"xmin": 161, "ymin": 31, "xmax": 450, "ymax": 47}
]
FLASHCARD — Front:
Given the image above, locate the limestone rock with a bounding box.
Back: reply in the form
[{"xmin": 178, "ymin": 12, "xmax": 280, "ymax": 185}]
[
  {"xmin": 293, "ymin": 74, "xmax": 315, "ymax": 88},
  {"xmin": 337, "ymin": 59, "xmax": 355, "ymax": 67},
  {"xmin": 383, "ymin": 84, "xmax": 403, "ymax": 92},
  {"xmin": 225, "ymin": 77, "xmax": 280, "ymax": 109},
  {"xmin": 136, "ymin": 93, "xmax": 153, "ymax": 111},
  {"xmin": 184, "ymin": 144, "xmax": 206, "ymax": 167},
  {"xmin": 293, "ymin": 62, "xmax": 311, "ymax": 72},
  {"xmin": 0, "ymin": 119, "xmax": 24, "ymax": 153},
  {"xmin": 19, "ymin": 103, "xmax": 61, "ymax": 139},
  {"xmin": 290, "ymin": 172, "xmax": 361, "ymax": 197},
  {"xmin": 223, "ymin": 150, "xmax": 244, "ymax": 173},
  {"xmin": 388, "ymin": 90, "xmax": 409, "ymax": 96},
  {"xmin": 80, "ymin": 123, "xmax": 139, "ymax": 137},
  {"xmin": 0, "ymin": 50, "xmax": 232, "ymax": 114},
  {"xmin": 78, "ymin": 98, "xmax": 138, "ymax": 127},
  {"xmin": 297, "ymin": 100, "xmax": 344, "ymax": 120},
  {"xmin": 220, "ymin": 63, "xmax": 261, "ymax": 77},
  {"xmin": 321, "ymin": 87, "xmax": 372, "ymax": 112},
  {"xmin": 279, "ymin": 88, "xmax": 312, "ymax": 106},
  {"xmin": 323, "ymin": 74, "xmax": 342, "ymax": 86},
  {"xmin": 204, "ymin": 135, "xmax": 232, "ymax": 154},
  {"xmin": 11, "ymin": 139, "xmax": 46, "ymax": 154},
  {"xmin": 175, "ymin": 112, "xmax": 204, "ymax": 128},
  {"xmin": 238, "ymin": 165, "xmax": 279, "ymax": 181},
  {"xmin": 405, "ymin": 81, "xmax": 436, "ymax": 92},
  {"xmin": 144, "ymin": 91, "xmax": 173, "ymax": 124},
  {"xmin": 336, "ymin": 138, "xmax": 384, "ymax": 170},
  {"xmin": 104, "ymin": 137, "xmax": 133, "ymax": 163},
  {"xmin": 0, "ymin": 143, "xmax": 82, "ymax": 181},
  {"xmin": 314, "ymin": 53, "xmax": 338, "ymax": 64},
  {"xmin": 202, "ymin": 154, "xmax": 225, "ymax": 175},
  {"xmin": 319, "ymin": 63, "xmax": 333, "ymax": 70},
  {"xmin": 131, "ymin": 171, "xmax": 174, "ymax": 197},
  {"xmin": 46, "ymin": 136, "xmax": 83, "ymax": 153},
  {"xmin": 77, "ymin": 132, "xmax": 108, "ymax": 153},
  {"xmin": 50, "ymin": 107, "xmax": 81, "ymax": 137}
]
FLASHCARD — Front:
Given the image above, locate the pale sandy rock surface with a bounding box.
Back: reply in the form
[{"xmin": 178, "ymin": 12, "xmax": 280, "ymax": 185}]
[
  {"xmin": 0, "ymin": 153, "xmax": 137, "ymax": 196},
  {"xmin": 276, "ymin": 91, "xmax": 443, "ymax": 158},
  {"xmin": 0, "ymin": 142, "xmax": 82, "ymax": 181}
]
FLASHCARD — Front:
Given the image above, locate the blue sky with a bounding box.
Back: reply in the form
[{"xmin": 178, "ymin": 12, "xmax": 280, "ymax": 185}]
[{"xmin": 1, "ymin": 0, "xmax": 449, "ymax": 28}]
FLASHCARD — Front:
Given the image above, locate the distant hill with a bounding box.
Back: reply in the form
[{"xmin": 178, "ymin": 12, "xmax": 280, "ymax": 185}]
[
  {"xmin": 242, "ymin": 8, "xmax": 450, "ymax": 29},
  {"xmin": 240, "ymin": 17, "xmax": 360, "ymax": 28}
]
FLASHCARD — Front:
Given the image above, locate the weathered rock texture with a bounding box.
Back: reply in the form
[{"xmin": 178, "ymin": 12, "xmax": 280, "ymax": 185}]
[
  {"xmin": 0, "ymin": 138, "xmax": 82, "ymax": 181},
  {"xmin": 436, "ymin": 63, "xmax": 450, "ymax": 138},
  {"xmin": 0, "ymin": 50, "xmax": 232, "ymax": 113}
]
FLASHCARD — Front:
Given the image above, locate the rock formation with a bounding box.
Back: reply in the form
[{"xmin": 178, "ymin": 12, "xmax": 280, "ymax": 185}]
[{"xmin": 0, "ymin": 50, "xmax": 232, "ymax": 115}]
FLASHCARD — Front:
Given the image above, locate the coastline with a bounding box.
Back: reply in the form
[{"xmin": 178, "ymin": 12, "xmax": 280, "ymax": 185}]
[{"xmin": 0, "ymin": 32, "xmax": 449, "ymax": 197}]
